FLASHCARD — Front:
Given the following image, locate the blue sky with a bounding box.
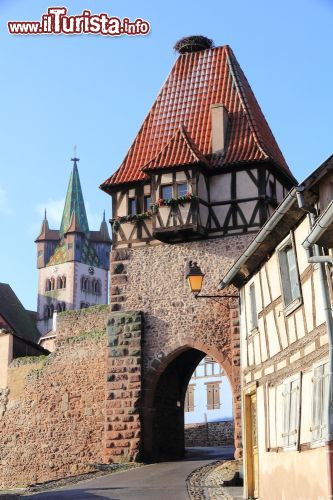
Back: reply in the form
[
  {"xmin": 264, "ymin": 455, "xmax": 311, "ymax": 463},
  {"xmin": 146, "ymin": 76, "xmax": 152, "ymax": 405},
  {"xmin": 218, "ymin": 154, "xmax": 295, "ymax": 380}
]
[{"xmin": 1, "ymin": 0, "xmax": 333, "ymax": 310}]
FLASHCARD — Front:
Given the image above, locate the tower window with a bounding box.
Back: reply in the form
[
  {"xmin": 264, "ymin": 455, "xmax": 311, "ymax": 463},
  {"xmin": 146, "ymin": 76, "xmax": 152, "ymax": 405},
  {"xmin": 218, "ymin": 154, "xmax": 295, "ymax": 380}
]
[
  {"xmin": 144, "ymin": 196, "xmax": 151, "ymax": 212},
  {"xmin": 128, "ymin": 198, "xmax": 137, "ymax": 215},
  {"xmin": 161, "ymin": 185, "xmax": 172, "ymax": 200},
  {"xmin": 177, "ymin": 183, "xmax": 188, "ymax": 197}
]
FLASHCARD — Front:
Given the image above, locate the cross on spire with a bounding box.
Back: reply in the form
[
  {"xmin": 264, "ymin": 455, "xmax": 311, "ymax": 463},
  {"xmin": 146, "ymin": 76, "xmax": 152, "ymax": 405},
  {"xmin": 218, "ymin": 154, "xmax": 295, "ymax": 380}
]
[{"xmin": 71, "ymin": 145, "xmax": 80, "ymax": 164}]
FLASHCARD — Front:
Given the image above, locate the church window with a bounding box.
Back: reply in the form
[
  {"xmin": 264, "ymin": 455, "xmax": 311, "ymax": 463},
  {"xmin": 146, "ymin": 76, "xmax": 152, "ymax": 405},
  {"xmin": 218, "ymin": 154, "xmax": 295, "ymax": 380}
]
[
  {"xmin": 95, "ymin": 280, "xmax": 102, "ymax": 295},
  {"xmin": 144, "ymin": 196, "xmax": 151, "ymax": 212},
  {"xmin": 50, "ymin": 277, "xmax": 55, "ymax": 291},
  {"xmin": 161, "ymin": 185, "xmax": 172, "ymax": 200},
  {"xmin": 177, "ymin": 183, "xmax": 188, "ymax": 197},
  {"xmin": 185, "ymin": 384, "xmax": 195, "ymax": 412},
  {"xmin": 45, "ymin": 279, "xmax": 52, "ymax": 292},
  {"xmin": 128, "ymin": 198, "xmax": 137, "ymax": 215},
  {"xmin": 62, "ymin": 276, "xmax": 66, "ymax": 289},
  {"xmin": 206, "ymin": 382, "xmax": 221, "ymax": 410},
  {"xmin": 46, "ymin": 304, "xmax": 54, "ymax": 319},
  {"xmin": 57, "ymin": 276, "xmax": 62, "ymax": 289}
]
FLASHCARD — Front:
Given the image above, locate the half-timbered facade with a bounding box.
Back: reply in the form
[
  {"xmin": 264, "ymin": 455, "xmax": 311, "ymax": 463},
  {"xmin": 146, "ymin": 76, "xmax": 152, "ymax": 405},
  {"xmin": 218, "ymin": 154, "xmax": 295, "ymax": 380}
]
[
  {"xmin": 100, "ymin": 37, "xmax": 296, "ymax": 463},
  {"xmin": 102, "ymin": 40, "xmax": 295, "ymax": 250},
  {"xmin": 220, "ymin": 153, "xmax": 333, "ymax": 499}
]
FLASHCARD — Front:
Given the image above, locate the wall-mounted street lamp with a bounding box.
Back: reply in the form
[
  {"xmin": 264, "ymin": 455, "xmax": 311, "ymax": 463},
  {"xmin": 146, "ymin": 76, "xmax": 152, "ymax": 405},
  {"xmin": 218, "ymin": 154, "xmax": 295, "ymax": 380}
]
[{"xmin": 186, "ymin": 261, "xmax": 238, "ymax": 301}]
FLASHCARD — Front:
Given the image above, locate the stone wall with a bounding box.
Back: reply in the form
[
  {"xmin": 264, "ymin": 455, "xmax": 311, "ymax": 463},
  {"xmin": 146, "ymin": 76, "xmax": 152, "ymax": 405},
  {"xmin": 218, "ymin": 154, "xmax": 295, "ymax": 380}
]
[
  {"xmin": 105, "ymin": 311, "xmax": 142, "ymax": 463},
  {"xmin": 109, "ymin": 235, "xmax": 254, "ymax": 459},
  {"xmin": 0, "ymin": 306, "xmax": 109, "ymax": 489},
  {"xmin": 185, "ymin": 420, "xmax": 234, "ymax": 447}
]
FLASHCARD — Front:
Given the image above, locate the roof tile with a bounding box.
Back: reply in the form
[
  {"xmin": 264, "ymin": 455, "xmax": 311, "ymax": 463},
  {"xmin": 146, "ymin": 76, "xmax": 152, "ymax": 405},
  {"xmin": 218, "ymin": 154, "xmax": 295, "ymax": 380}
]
[{"xmin": 101, "ymin": 45, "xmax": 295, "ymax": 189}]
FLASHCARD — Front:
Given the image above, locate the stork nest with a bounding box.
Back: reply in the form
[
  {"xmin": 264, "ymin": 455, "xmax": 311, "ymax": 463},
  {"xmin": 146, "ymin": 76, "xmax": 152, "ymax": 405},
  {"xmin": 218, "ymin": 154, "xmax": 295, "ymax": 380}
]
[{"xmin": 174, "ymin": 35, "xmax": 214, "ymax": 54}]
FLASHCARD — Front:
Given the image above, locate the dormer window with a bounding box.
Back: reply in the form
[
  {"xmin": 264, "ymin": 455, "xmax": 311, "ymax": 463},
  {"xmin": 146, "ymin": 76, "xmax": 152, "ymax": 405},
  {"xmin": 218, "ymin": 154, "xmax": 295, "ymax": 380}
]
[
  {"xmin": 128, "ymin": 198, "xmax": 137, "ymax": 215},
  {"xmin": 177, "ymin": 183, "xmax": 188, "ymax": 197},
  {"xmin": 161, "ymin": 185, "xmax": 172, "ymax": 199}
]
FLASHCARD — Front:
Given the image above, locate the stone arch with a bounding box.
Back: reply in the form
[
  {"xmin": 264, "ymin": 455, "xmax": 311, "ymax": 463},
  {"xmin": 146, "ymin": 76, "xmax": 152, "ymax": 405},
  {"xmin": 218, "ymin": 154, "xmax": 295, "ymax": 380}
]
[{"xmin": 142, "ymin": 339, "xmax": 236, "ymax": 462}]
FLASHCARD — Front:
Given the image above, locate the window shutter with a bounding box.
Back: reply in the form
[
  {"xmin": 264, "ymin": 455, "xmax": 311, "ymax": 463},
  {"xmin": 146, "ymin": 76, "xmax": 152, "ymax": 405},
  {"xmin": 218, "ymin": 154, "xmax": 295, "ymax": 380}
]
[
  {"xmin": 185, "ymin": 385, "xmax": 195, "ymax": 412},
  {"xmin": 213, "ymin": 384, "xmax": 220, "ymax": 409},
  {"xmin": 207, "ymin": 385, "xmax": 213, "ymax": 410}
]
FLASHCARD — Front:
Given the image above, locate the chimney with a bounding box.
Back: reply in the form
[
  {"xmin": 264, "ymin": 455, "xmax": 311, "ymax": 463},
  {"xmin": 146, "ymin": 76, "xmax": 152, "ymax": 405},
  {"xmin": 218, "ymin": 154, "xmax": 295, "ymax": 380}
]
[{"xmin": 211, "ymin": 104, "xmax": 229, "ymax": 154}]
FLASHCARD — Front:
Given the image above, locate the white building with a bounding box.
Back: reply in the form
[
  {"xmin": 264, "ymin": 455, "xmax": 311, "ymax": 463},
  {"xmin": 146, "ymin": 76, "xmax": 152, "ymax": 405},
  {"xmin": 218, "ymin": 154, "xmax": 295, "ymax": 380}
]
[
  {"xmin": 220, "ymin": 153, "xmax": 333, "ymax": 499},
  {"xmin": 35, "ymin": 157, "xmax": 111, "ymax": 351}
]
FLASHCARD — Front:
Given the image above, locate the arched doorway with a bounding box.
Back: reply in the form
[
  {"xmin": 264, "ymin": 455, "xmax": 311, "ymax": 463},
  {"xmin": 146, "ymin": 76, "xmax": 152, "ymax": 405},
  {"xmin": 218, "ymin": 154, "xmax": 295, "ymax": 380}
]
[{"xmin": 142, "ymin": 343, "xmax": 235, "ymax": 462}]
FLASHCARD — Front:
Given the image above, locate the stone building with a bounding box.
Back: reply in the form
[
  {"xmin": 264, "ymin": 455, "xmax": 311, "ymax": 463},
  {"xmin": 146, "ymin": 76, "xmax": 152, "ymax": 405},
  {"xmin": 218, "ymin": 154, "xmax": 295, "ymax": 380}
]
[
  {"xmin": 35, "ymin": 157, "xmax": 111, "ymax": 350},
  {"xmin": 0, "ymin": 37, "xmax": 299, "ymax": 489},
  {"xmin": 220, "ymin": 153, "xmax": 333, "ymax": 499},
  {"xmin": 100, "ymin": 36, "xmax": 296, "ymax": 462}
]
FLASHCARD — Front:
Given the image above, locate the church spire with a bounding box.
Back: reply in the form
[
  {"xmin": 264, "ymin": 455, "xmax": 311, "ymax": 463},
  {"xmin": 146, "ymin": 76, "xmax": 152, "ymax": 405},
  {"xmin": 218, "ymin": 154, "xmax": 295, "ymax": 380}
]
[
  {"xmin": 59, "ymin": 156, "xmax": 89, "ymax": 238},
  {"xmin": 99, "ymin": 209, "xmax": 111, "ymax": 242}
]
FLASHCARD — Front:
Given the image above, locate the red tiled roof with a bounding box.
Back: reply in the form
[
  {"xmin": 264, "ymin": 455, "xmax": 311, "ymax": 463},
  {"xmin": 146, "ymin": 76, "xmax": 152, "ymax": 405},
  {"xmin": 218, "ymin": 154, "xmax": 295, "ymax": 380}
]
[
  {"xmin": 101, "ymin": 45, "xmax": 295, "ymax": 189},
  {"xmin": 143, "ymin": 125, "xmax": 210, "ymax": 171}
]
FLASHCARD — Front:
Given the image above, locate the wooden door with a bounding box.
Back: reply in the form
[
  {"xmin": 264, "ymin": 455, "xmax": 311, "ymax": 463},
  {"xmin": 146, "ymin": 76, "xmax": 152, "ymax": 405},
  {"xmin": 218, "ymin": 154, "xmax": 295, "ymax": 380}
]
[{"xmin": 245, "ymin": 392, "xmax": 259, "ymax": 498}]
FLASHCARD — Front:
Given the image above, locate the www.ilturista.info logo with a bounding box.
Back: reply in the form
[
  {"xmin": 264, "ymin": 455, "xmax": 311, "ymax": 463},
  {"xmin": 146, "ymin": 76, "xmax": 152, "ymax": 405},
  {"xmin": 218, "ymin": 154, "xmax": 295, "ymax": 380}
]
[{"xmin": 8, "ymin": 7, "xmax": 150, "ymax": 36}]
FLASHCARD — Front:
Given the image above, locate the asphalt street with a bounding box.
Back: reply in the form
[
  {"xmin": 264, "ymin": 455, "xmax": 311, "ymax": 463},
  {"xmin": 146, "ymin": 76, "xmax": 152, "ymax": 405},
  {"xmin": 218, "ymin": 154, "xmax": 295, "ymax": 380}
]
[{"xmin": 24, "ymin": 447, "xmax": 234, "ymax": 499}]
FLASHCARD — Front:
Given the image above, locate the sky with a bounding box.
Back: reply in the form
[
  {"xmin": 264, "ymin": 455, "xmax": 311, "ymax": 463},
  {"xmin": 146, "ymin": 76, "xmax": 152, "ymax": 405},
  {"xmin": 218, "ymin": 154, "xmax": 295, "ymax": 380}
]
[{"xmin": 1, "ymin": 0, "xmax": 333, "ymax": 311}]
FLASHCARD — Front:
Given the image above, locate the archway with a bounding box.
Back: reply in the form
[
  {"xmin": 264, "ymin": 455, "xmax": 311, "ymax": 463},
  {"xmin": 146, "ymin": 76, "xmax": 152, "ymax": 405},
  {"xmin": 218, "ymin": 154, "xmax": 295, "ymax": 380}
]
[{"xmin": 142, "ymin": 342, "xmax": 235, "ymax": 462}]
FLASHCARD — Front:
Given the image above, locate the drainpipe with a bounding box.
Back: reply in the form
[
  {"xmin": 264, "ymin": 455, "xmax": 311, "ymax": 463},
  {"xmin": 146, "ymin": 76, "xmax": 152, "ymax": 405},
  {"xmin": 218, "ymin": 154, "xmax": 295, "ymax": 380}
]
[{"xmin": 297, "ymin": 187, "xmax": 333, "ymax": 498}]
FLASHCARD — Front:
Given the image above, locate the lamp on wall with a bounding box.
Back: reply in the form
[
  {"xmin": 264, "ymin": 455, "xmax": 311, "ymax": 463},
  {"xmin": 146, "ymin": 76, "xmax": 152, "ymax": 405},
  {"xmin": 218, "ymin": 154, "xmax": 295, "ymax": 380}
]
[{"xmin": 186, "ymin": 260, "xmax": 238, "ymax": 301}]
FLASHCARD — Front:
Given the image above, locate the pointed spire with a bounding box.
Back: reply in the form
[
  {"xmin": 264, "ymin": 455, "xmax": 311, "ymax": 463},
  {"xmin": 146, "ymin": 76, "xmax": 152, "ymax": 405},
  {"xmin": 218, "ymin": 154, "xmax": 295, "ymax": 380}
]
[
  {"xmin": 59, "ymin": 156, "xmax": 89, "ymax": 238},
  {"xmin": 44, "ymin": 208, "xmax": 47, "ymax": 221},
  {"xmin": 99, "ymin": 210, "xmax": 111, "ymax": 242}
]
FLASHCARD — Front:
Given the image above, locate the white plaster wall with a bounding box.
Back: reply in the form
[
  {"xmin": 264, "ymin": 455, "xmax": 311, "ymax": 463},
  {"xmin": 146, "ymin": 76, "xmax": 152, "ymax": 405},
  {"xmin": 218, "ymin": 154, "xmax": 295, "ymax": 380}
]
[
  {"xmin": 210, "ymin": 173, "xmax": 231, "ymax": 202},
  {"xmin": 0, "ymin": 334, "xmax": 13, "ymax": 388},
  {"xmin": 236, "ymin": 170, "xmax": 257, "ymax": 199},
  {"xmin": 197, "ymin": 173, "xmax": 208, "ymax": 202},
  {"xmin": 74, "ymin": 262, "xmax": 108, "ymax": 310}
]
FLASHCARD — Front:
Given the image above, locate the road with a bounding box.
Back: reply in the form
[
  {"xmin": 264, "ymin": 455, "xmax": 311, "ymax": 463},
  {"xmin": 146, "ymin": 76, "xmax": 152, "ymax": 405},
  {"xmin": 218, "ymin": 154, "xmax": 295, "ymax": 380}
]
[{"xmin": 24, "ymin": 447, "xmax": 234, "ymax": 499}]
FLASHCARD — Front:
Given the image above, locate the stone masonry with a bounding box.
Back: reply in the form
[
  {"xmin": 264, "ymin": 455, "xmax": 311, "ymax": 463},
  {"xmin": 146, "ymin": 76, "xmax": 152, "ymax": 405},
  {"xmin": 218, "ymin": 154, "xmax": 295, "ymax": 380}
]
[
  {"xmin": 109, "ymin": 234, "xmax": 254, "ymax": 460},
  {"xmin": 104, "ymin": 311, "xmax": 142, "ymax": 463},
  {"xmin": 184, "ymin": 420, "xmax": 234, "ymax": 447},
  {"xmin": 0, "ymin": 306, "xmax": 109, "ymax": 488}
]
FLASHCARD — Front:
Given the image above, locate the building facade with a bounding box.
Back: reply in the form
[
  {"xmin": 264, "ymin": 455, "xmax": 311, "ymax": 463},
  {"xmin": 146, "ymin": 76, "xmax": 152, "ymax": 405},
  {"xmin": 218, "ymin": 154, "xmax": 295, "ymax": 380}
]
[
  {"xmin": 220, "ymin": 154, "xmax": 333, "ymax": 499},
  {"xmin": 35, "ymin": 158, "xmax": 111, "ymax": 350},
  {"xmin": 184, "ymin": 356, "xmax": 233, "ymax": 446},
  {"xmin": 100, "ymin": 36, "xmax": 296, "ymax": 462}
]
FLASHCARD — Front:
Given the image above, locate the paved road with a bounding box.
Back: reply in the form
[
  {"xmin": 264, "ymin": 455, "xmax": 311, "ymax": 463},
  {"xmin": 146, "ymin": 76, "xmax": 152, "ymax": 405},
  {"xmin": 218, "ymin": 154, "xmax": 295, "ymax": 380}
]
[{"xmin": 25, "ymin": 447, "xmax": 234, "ymax": 500}]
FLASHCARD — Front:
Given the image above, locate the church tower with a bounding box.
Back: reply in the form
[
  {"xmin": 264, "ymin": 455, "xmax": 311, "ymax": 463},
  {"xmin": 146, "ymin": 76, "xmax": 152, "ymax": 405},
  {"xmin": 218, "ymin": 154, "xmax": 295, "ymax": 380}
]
[{"xmin": 35, "ymin": 156, "xmax": 111, "ymax": 349}]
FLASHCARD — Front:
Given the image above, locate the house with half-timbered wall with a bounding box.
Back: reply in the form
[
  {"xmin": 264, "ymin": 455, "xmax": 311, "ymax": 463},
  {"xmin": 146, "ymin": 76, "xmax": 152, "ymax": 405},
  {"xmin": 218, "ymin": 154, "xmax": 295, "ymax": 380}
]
[
  {"xmin": 220, "ymin": 153, "xmax": 333, "ymax": 499},
  {"xmin": 100, "ymin": 36, "xmax": 296, "ymax": 463}
]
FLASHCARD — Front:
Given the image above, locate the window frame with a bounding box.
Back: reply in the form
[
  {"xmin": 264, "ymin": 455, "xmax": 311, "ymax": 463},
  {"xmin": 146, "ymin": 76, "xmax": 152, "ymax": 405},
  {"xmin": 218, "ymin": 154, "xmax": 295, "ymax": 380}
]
[
  {"xmin": 185, "ymin": 384, "xmax": 195, "ymax": 412},
  {"xmin": 281, "ymin": 373, "xmax": 301, "ymax": 451},
  {"xmin": 249, "ymin": 281, "xmax": 258, "ymax": 331},
  {"xmin": 160, "ymin": 184, "xmax": 173, "ymax": 200},
  {"xmin": 176, "ymin": 182, "xmax": 188, "ymax": 197},
  {"xmin": 277, "ymin": 234, "xmax": 302, "ymax": 315},
  {"xmin": 128, "ymin": 197, "xmax": 137, "ymax": 216},
  {"xmin": 311, "ymin": 359, "xmax": 329, "ymax": 447},
  {"xmin": 144, "ymin": 195, "xmax": 151, "ymax": 212},
  {"xmin": 206, "ymin": 381, "xmax": 221, "ymax": 410}
]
